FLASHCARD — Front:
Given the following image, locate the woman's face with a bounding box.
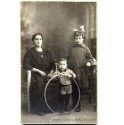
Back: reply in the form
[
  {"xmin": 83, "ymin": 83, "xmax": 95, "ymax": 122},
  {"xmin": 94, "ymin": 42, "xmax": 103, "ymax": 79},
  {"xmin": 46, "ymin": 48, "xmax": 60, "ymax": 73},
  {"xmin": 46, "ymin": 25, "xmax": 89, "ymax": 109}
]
[{"xmin": 33, "ymin": 35, "xmax": 43, "ymax": 47}]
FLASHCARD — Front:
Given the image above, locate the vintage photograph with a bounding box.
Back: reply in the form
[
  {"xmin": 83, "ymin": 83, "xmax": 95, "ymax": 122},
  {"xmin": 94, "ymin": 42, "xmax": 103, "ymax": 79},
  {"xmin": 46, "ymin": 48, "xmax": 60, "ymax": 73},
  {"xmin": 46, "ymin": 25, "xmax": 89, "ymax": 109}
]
[{"xmin": 21, "ymin": 1, "xmax": 97, "ymax": 124}]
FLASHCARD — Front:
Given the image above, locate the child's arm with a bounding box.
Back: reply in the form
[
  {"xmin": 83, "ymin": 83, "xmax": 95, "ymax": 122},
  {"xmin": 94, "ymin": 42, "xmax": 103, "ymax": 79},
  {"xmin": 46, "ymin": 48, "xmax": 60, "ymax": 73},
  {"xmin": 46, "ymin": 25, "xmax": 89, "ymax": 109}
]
[
  {"xmin": 71, "ymin": 71, "xmax": 76, "ymax": 79},
  {"xmin": 66, "ymin": 69, "xmax": 76, "ymax": 79},
  {"xmin": 86, "ymin": 47, "xmax": 96, "ymax": 67}
]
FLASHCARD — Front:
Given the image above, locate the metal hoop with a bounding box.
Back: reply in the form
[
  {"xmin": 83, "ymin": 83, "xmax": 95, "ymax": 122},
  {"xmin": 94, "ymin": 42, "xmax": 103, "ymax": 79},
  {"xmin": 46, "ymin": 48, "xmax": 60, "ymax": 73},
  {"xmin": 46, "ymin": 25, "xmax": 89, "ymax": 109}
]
[{"xmin": 44, "ymin": 75, "xmax": 80, "ymax": 113}]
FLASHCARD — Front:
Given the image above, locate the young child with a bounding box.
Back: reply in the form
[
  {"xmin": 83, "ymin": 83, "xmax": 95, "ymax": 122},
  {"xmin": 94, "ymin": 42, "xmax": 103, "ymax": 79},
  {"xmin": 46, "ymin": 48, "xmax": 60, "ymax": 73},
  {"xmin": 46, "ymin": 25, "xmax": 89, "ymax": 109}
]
[
  {"xmin": 68, "ymin": 25, "xmax": 95, "ymax": 112},
  {"xmin": 48, "ymin": 58, "xmax": 76, "ymax": 113}
]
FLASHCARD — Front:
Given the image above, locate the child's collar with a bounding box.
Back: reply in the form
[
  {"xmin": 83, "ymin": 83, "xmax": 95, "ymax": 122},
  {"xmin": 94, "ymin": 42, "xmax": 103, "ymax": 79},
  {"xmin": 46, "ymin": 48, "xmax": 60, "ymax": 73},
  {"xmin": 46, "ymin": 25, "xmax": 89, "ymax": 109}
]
[
  {"xmin": 58, "ymin": 68, "xmax": 67, "ymax": 72},
  {"xmin": 73, "ymin": 43, "xmax": 86, "ymax": 48}
]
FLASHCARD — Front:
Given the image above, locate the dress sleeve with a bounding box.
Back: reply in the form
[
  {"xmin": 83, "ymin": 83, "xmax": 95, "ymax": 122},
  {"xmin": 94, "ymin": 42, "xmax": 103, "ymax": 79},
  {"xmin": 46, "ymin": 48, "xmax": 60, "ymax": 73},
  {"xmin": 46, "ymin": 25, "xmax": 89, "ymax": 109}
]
[
  {"xmin": 86, "ymin": 47, "xmax": 94, "ymax": 64},
  {"xmin": 23, "ymin": 50, "xmax": 33, "ymax": 70}
]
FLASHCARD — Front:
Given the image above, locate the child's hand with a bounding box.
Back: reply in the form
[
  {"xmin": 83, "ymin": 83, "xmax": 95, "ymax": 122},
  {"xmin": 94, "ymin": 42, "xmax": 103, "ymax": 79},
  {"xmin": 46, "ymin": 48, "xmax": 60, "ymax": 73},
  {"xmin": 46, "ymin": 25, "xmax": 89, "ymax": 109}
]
[
  {"xmin": 86, "ymin": 62, "xmax": 91, "ymax": 67},
  {"xmin": 47, "ymin": 74, "xmax": 52, "ymax": 77},
  {"xmin": 47, "ymin": 70, "xmax": 54, "ymax": 78},
  {"xmin": 53, "ymin": 72, "xmax": 60, "ymax": 76}
]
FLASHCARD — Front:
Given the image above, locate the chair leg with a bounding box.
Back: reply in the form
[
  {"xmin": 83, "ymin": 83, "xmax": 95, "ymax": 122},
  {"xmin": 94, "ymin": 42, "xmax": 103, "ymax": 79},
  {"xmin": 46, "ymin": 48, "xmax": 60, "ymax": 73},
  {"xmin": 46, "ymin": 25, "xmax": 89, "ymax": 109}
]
[
  {"xmin": 89, "ymin": 90, "xmax": 92, "ymax": 104},
  {"xmin": 94, "ymin": 105, "xmax": 96, "ymax": 112},
  {"xmin": 94, "ymin": 95, "xmax": 97, "ymax": 112},
  {"xmin": 27, "ymin": 70, "xmax": 31, "ymax": 113},
  {"xmin": 93, "ymin": 84, "xmax": 97, "ymax": 112},
  {"xmin": 27, "ymin": 92, "xmax": 30, "ymax": 113}
]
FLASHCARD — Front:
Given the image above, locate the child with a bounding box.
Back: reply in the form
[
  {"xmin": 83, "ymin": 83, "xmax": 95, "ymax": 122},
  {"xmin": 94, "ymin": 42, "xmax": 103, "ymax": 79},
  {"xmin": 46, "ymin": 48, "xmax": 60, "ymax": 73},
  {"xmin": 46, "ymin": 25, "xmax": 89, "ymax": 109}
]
[
  {"xmin": 68, "ymin": 25, "xmax": 95, "ymax": 112},
  {"xmin": 48, "ymin": 58, "xmax": 76, "ymax": 113}
]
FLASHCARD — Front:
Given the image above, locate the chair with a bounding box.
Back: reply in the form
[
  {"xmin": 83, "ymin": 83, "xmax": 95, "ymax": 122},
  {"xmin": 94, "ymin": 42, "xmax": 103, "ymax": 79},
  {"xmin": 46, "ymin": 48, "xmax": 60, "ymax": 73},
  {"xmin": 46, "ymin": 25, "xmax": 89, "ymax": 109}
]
[
  {"xmin": 26, "ymin": 70, "xmax": 31, "ymax": 113},
  {"xmin": 88, "ymin": 61, "xmax": 97, "ymax": 111},
  {"xmin": 80, "ymin": 61, "xmax": 97, "ymax": 111}
]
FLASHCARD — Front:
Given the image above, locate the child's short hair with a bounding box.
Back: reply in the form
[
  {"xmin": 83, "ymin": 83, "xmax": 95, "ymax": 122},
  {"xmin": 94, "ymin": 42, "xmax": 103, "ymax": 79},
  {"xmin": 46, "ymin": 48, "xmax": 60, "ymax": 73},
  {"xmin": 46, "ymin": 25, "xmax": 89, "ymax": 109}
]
[
  {"xmin": 32, "ymin": 33, "xmax": 43, "ymax": 41},
  {"xmin": 74, "ymin": 31, "xmax": 85, "ymax": 39},
  {"xmin": 59, "ymin": 58, "xmax": 67, "ymax": 63}
]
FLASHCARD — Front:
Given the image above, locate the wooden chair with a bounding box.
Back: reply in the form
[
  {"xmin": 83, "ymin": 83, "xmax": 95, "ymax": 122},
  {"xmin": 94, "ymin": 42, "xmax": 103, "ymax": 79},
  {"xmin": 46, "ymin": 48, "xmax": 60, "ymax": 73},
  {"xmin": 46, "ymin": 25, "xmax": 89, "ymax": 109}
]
[
  {"xmin": 26, "ymin": 70, "xmax": 31, "ymax": 113},
  {"xmin": 88, "ymin": 61, "xmax": 97, "ymax": 111},
  {"xmin": 80, "ymin": 61, "xmax": 97, "ymax": 111}
]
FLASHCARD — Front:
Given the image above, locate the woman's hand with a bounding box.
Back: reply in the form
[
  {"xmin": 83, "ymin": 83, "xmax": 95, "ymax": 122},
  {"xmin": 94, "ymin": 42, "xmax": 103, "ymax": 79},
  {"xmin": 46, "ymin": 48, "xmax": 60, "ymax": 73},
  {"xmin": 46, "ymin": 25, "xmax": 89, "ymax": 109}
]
[
  {"xmin": 31, "ymin": 68, "xmax": 46, "ymax": 76},
  {"xmin": 39, "ymin": 70, "xmax": 46, "ymax": 76}
]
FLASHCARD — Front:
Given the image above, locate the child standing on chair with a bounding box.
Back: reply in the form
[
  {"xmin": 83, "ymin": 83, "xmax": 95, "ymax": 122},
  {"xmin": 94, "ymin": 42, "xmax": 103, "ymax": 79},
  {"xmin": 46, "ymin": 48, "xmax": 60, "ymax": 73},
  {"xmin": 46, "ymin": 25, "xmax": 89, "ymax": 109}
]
[{"xmin": 48, "ymin": 58, "xmax": 76, "ymax": 113}]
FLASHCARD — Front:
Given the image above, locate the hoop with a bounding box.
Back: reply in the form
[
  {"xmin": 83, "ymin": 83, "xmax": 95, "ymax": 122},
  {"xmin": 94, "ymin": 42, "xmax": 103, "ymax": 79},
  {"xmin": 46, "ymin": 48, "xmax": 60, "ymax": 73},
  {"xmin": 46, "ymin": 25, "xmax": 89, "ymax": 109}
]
[{"xmin": 44, "ymin": 75, "xmax": 80, "ymax": 113}]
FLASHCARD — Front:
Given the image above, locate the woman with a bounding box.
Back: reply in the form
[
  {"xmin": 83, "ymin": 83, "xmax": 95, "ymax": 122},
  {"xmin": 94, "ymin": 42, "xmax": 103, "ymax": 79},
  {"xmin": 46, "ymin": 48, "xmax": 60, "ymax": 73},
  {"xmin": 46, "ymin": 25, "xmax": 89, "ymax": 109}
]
[{"xmin": 23, "ymin": 33, "xmax": 55, "ymax": 115}]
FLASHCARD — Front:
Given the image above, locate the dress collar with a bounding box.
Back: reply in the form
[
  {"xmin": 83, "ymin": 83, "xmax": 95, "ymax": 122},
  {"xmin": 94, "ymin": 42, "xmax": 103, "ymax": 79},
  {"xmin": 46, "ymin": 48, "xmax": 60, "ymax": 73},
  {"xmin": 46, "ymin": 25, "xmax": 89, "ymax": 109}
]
[
  {"xmin": 73, "ymin": 43, "xmax": 86, "ymax": 48},
  {"xmin": 32, "ymin": 47, "xmax": 44, "ymax": 53}
]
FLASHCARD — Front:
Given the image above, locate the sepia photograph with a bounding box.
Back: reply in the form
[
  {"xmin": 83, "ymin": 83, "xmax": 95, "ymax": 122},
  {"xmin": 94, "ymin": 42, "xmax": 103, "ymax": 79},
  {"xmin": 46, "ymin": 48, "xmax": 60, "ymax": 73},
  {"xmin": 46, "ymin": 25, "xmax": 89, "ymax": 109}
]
[{"xmin": 21, "ymin": 1, "xmax": 97, "ymax": 124}]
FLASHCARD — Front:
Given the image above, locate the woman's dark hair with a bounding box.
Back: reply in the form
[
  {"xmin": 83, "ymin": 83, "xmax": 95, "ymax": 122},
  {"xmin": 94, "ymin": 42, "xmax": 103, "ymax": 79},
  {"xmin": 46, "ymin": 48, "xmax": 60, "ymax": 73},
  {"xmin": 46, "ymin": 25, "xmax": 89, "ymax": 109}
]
[{"xmin": 32, "ymin": 33, "xmax": 43, "ymax": 41}]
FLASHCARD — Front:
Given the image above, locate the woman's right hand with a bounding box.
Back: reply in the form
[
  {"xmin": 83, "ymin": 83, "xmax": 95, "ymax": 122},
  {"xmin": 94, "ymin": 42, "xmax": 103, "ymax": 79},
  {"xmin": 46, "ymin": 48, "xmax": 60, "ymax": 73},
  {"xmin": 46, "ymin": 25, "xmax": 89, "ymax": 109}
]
[
  {"xmin": 32, "ymin": 68, "xmax": 46, "ymax": 76},
  {"xmin": 39, "ymin": 70, "xmax": 46, "ymax": 76}
]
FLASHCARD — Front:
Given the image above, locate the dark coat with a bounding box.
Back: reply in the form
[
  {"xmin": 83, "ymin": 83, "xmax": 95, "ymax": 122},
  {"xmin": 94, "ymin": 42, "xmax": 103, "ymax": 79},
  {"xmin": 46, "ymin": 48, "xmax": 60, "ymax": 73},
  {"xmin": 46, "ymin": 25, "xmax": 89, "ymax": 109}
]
[{"xmin": 68, "ymin": 43, "xmax": 94, "ymax": 89}]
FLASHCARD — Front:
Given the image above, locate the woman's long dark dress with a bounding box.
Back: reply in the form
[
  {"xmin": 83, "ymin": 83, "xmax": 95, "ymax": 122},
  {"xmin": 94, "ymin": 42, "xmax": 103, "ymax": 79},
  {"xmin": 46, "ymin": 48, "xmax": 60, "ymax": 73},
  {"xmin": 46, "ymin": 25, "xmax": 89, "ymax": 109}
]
[{"xmin": 23, "ymin": 47, "xmax": 55, "ymax": 113}]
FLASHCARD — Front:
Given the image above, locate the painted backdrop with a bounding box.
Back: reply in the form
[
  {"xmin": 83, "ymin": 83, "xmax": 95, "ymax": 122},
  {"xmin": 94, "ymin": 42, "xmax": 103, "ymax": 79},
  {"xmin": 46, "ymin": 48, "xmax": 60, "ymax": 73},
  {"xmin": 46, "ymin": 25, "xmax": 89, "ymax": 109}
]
[{"xmin": 21, "ymin": 2, "xmax": 96, "ymax": 62}]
